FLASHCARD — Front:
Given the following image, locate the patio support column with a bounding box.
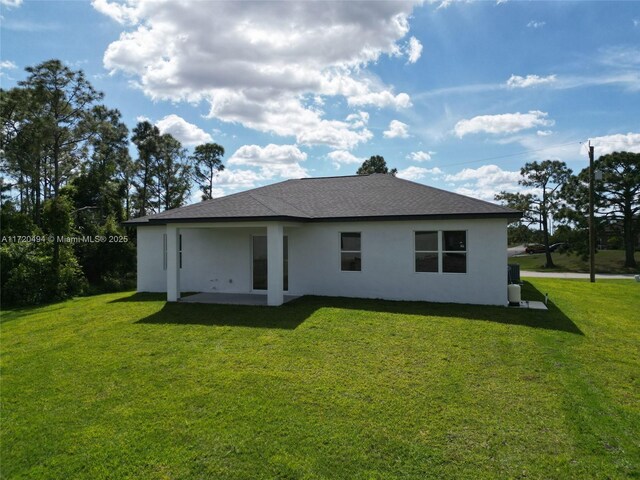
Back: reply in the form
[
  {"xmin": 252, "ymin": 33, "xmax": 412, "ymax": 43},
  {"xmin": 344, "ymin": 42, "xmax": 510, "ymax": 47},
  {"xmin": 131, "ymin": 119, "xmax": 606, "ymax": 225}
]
[
  {"xmin": 166, "ymin": 225, "xmax": 181, "ymax": 302},
  {"xmin": 267, "ymin": 223, "xmax": 284, "ymax": 306}
]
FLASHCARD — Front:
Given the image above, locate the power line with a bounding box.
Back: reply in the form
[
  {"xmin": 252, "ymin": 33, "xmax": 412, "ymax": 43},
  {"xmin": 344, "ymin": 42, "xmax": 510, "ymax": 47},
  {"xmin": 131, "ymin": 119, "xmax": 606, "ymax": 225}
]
[{"xmin": 434, "ymin": 140, "xmax": 584, "ymax": 170}]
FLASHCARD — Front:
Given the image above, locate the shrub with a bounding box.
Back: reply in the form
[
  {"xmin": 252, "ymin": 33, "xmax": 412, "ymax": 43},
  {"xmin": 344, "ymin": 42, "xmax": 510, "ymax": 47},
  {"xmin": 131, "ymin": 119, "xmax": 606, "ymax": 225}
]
[
  {"xmin": 1, "ymin": 242, "xmax": 87, "ymax": 306},
  {"xmin": 607, "ymin": 236, "xmax": 623, "ymax": 250}
]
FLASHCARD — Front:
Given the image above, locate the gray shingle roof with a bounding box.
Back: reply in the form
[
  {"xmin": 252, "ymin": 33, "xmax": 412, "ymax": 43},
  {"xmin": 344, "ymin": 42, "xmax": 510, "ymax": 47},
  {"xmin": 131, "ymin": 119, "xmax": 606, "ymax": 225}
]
[{"xmin": 124, "ymin": 174, "xmax": 521, "ymax": 225}]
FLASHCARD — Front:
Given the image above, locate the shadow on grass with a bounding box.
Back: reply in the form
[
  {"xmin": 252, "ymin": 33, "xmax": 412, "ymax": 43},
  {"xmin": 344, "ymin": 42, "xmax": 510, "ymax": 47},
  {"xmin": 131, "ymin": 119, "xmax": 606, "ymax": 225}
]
[
  {"xmin": 136, "ymin": 300, "xmax": 315, "ymax": 330},
  {"xmin": 109, "ymin": 292, "xmax": 204, "ymax": 303},
  {"xmin": 109, "ymin": 292, "xmax": 169, "ymax": 303},
  {"xmin": 132, "ymin": 281, "xmax": 583, "ymax": 335}
]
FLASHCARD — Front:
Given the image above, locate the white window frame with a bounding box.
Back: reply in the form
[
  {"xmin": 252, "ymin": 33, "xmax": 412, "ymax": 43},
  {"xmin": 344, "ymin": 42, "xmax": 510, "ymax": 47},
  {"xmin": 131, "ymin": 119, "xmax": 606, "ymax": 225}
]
[
  {"xmin": 414, "ymin": 230, "xmax": 467, "ymax": 274},
  {"xmin": 442, "ymin": 230, "xmax": 467, "ymax": 274},
  {"xmin": 340, "ymin": 232, "xmax": 362, "ymax": 272},
  {"xmin": 163, "ymin": 233, "xmax": 183, "ymax": 270},
  {"xmin": 414, "ymin": 230, "xmax": 439, "ymax": 273},
  {"xmin": 250, "ymin": 234, "xmax": 289, "ymax": 292},
  {"xmin": 162, "ymin": 233, "xmax": 167, "ymax": 270}
]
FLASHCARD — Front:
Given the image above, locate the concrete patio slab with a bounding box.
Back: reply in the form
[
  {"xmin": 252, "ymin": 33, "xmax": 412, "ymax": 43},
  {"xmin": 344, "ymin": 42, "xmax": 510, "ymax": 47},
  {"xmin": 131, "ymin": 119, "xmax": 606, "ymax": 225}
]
[
  {"xmin": 508, "ymin": 300, "xmax": 548, "ymax": 310},
  {"xmin": 179, "ymin": 292, "xmax": 300, "ymax": 306}
]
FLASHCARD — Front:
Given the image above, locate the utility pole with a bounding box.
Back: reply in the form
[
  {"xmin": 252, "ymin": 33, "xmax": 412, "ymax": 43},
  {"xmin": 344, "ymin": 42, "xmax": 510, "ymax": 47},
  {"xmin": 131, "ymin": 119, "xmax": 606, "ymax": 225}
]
[{"xmin": 589, "ymin": 143, "xmax": 596, "ymax": 283}]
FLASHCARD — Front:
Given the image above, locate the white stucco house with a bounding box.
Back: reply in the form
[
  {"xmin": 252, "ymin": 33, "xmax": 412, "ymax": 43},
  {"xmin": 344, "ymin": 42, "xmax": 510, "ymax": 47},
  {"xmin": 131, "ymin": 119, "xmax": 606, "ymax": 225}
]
[{"xmin": 124, "ymin": 174, "xmax": 521, "ymax": 306}]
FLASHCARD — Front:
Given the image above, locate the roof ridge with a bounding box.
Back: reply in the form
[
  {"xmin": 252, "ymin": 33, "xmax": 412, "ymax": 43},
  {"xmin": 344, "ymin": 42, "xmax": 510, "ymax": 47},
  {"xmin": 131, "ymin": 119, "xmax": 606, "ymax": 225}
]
[
  {"xmin": 252, "ymin": 191, "xmax": 313, "ymax": 218},
  {"xmin": 298, "ymin": 174, "xmax": 368, "ymax": 180},
  {"xmin": 246, "ymin": 191, "xmax": 281, "ymax": 216}
]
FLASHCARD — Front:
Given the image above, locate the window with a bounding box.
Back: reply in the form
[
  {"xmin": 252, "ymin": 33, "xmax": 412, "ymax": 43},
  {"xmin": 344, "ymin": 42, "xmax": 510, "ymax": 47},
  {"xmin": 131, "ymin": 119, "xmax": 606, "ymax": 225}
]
[
  {"xmin": 415, "ymin": 230, "xmax": 467, "ymax": 274},
  {"xmin": 415, "ymin": 231, "xmax": 438, "ymax": 272},
  {"xmin": 252, "ymin": 235, "xmax": 268, "ymax": 290},
  {"xmin": 341, "ymin": 232, "xmax": 361, "ymax": 271},
  {"xmin": 443, "ymin": 231, "xmax": 466, "ymax": 273},
  {"xmin": 162, "ymin": 233, "xmax": 183, "ymax": 270},
  {"xmin": 163, "ymin": 234, "xmax": 167, "ymax": 270}
]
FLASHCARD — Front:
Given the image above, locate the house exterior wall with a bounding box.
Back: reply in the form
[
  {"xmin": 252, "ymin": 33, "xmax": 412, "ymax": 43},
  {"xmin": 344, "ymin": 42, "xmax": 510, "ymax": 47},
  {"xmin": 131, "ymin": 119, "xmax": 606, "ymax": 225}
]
[
  {"xmin": 137, "ymin": 226, "xmax": 167, "ymax": 292},
  {"xmin": 137, "ymin": 218, "xmax": 509, "ymax": 305},
  {"xmin": 286, "ymin": 218, "xmax": 508, "ymax": 305}
]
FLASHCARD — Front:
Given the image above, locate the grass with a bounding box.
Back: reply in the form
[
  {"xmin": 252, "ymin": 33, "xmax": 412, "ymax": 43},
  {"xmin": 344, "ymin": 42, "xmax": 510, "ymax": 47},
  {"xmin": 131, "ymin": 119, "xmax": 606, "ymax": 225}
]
[
  {"xmin": 510, "ymin": 249, "xmax": 639, "ymax": 274},
  {"xmin": 2, "ymin": 280, "xmax": 639, "ymax": 479}
]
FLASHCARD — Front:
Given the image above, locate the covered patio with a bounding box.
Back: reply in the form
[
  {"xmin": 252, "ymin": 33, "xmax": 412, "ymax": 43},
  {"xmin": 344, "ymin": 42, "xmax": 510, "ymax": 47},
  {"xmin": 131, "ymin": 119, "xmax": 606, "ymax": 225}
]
[{"xmin": 163, "ymin": 221, "xmax": 299, "ymax": 306}]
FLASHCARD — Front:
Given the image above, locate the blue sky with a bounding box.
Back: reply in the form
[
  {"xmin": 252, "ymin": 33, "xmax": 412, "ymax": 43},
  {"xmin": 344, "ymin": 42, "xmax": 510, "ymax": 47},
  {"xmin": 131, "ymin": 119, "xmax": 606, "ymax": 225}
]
[{"xmin": 1, "ymin": 0, "xmax": 639, "ymax": 202}]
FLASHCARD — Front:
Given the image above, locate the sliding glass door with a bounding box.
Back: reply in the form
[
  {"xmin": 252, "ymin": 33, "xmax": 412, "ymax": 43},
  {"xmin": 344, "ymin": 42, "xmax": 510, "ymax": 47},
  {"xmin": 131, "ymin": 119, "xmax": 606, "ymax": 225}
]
[{"xmin": 252, "ymin": 236, "xmax": 288, "ymax": 291}]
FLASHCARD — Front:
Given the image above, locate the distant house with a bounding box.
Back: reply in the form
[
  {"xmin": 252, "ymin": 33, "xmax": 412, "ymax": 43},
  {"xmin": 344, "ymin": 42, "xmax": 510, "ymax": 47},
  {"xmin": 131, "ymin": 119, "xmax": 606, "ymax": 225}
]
[{"xmin": 124, "ymin": 174, "xmax": 521, "ymax": 306}]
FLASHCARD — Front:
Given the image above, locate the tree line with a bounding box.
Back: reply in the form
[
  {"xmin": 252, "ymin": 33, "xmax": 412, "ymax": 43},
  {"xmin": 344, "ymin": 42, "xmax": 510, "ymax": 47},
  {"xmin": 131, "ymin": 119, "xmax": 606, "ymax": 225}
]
[
  {"xmin": 1, "ymin": 60, "xmax": 225, "ymax": 305},
  {"xmin": 494, "ymin": 155, "xmax": 639, "ymax": 269}
]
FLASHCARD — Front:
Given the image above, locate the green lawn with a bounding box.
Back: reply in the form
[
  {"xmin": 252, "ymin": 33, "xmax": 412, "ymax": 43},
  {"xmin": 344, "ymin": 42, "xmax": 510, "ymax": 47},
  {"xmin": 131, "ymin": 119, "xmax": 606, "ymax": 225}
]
[
  {"xmin": 2, "ymin": 280, "xmax": 639, "ymax": 479},
  {"xmin": 510, "ymin": 249, "xmax": 639, "ymax": 274}
]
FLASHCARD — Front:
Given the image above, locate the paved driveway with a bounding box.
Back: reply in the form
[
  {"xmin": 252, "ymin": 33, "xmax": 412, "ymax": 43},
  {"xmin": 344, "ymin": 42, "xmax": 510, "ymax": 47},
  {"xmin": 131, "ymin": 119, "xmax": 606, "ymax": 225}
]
[{"xmin": 508, "ymin": 244, "xmax": 527, "ymax": 257}]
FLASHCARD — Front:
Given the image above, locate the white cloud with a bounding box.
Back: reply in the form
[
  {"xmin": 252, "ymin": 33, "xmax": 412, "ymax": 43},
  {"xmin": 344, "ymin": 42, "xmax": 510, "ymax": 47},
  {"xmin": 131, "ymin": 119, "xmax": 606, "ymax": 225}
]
[
  {"xmin": 155, "ymin": 114, "xmax": 212, "ymax": 146},
  {"xmin": 537, "ymin": 130, "xmax": 553, "ymax": 136},
  {"xmin": 211, "ymin": 155, "xmax": 310, "ymax": 194},
  {"xmin": 454, "ymin": 110, "xmax": 554, "ymax": 137},
  {"xmin": 527, "ymin": 20, "xmax": 546, "ymax": 29},
  {"xmin": 347, "ymin": 91, "xmax": 412, "ymax": 109},
  {"xmin": 406, "ymin": 37, "xmax": 423, "ymax": 63},
  {"xmin": 0, "ymin": 0, "xmax": 22, "ymax": 7},
  {"xmin": 212, "ymin": 169, "xmax": 268, "ymax": 190},
  {"xmin": 383, "ymin": 119, "xmax": 409, "ymax": 139},
  {"xmin": 345, "ymin": 111, "xmax": 370, "ymax": 129},
  {"xmin": 96, "ymin": 1, "xmax": 418, "ymax": 148},
  {"xmin": 407, "ymin": 151, "xmax": 434, "ymax": 162},
  {"xmin": 296, "ymin": 121, "xmax": 373, "ymax": 150},
  {"xmin": 136, "ymin": 115, "xmax": 150, "ymax": 123},
  {"xmin": 429, "ymin": 0, "xmax": 471, "ymax": 10},
  {"xmin": 506, "ymin": 74, "xmax": 556, "ymax": 88},
  {"xmin": 91, "ymin": 0, "xmax": 138, "ymax": 24},
  {"xmin": 396, "ymin": 166, "xmax": 443, "ymax": 181},
  {"xmin": 418, "ymin": 70, "xmax": 640, "ymax": 100},
  {"xmin": 0, "ymin": 60, "xmax": 17, "ymax": 78},
  {"xmin": 446, "ymin": 165, "xmax": 521, "ymax": 184},
  {"xmin": 229, "ymin": 144, "xmax": 306, "ymax": 166},
  {"xmin": 580, "ymin": 132, "xmax": 640, "ymax": 156},
  {"xmin": 327, "ymin": 150, "xmax": 363, "ymax": 169},
  {"xmin": 0, "ymin": 60, "xmax": 17, "ymax": 70},
  {"xmin": 445, "ymin": 164, "xmax": 525, "ymax": 201},
  {"xmin": 596, "ymin": 45, "xmax": 640, "ymax": 69},
  {"xmin": 633, "ymin": 19, "xmax": 639, "ymax": 27},
  {"xmin": 229, "ymin": 144, "xmax": 308, "ymax": 179}
]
